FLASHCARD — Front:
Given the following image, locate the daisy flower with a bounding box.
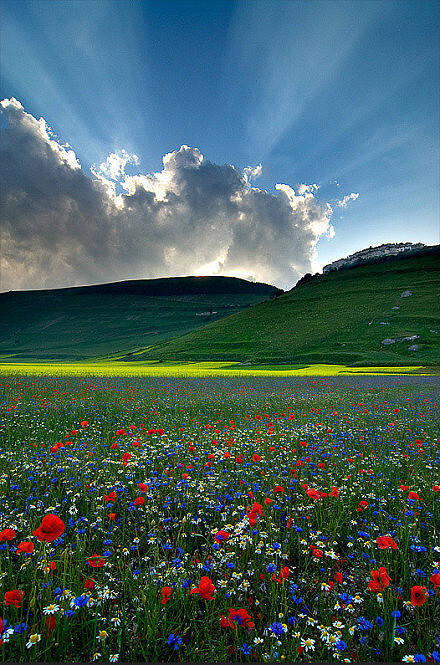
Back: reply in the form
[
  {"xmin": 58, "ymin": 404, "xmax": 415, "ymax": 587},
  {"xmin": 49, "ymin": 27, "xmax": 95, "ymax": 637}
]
[{"xmin": 26, "ymin": 634, "xmax": 41, "ymax": 648}]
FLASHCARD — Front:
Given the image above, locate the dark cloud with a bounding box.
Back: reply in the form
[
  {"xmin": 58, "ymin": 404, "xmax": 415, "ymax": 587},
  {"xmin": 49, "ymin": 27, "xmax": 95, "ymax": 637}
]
[{"xmin": 0, "ymin": 98, "xmax": 347, "ymax": 291}]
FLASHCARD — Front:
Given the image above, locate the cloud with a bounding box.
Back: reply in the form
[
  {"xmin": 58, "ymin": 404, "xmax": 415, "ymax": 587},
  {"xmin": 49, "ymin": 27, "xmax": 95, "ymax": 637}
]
[
  {"xmin": 337, "ymin": 192, "xmax": 359, "ymax": 208},
  {"xmin": 1, "ymin": 98, "xmax": 342, "ymax": 291}
]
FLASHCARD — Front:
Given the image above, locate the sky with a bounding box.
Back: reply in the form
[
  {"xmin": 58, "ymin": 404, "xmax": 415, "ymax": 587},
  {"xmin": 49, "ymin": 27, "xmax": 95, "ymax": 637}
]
[{"xmin": 1, "ymin": 0, "xmax": 438, "ymax": 292}]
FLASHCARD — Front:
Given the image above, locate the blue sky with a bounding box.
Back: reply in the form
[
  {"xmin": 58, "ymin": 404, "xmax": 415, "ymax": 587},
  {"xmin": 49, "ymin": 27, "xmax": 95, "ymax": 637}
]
[{"xmin": 1, "ymin": 0, "xmax": 439, "ymax": 290}]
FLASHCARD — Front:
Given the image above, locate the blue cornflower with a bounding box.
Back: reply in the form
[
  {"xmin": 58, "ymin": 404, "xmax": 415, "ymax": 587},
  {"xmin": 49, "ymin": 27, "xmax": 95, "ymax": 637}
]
[
  {"xmin": 272, "ymin": 542, "xmax": 281, "ymax": 550},
  {"xmin": 269, "ymin": 622, "xmax": 285, "ymax": 637},
  {"xmin": 416, "ymin": 568, "xmax": 426, "ymax": 577},
  {"xmin": 376, "ymin": 617, "xmax": 384, "ymax": 626},
  {"xmin": 14, "ymin": 622, "xmax": 28, "ymax": 634},
  {"xmin": 167, "ymin": 633, "xmax": 182, "ymax": 651},
  {"xmin": 391, "ymin": 610, "xmax": 401, "ymax": 619},
  {"xmin": 431, "ymin": 651, "xmax": 440, "ymax": 662},
  {"xmin": 182, "ymin": 579, "xmax": 192, "ymax": 589},
  {"xmin": 241, "ymin": 644, "xmax": 252, "ymax": 655},
  {"xmin": 358, "ymin": 617, "xmax": 373, "ymax": 630},
  {"xmin": 396, "ymin": 626, "xmax": 406, "ymax": 635},
  {"xmin": 414, "ymin": 655, "xmax": 427, "ymax": 663},
  {"xmin": 226, "ymin": 562, "xmax": 235, "ymax": 569},
  {"xmin": 335, "ymin": 640, "xmax": 347, "ymax": 651},
  {"xmin": 266, "ymin": 564, "xmax": 277, "ymax": 573}
]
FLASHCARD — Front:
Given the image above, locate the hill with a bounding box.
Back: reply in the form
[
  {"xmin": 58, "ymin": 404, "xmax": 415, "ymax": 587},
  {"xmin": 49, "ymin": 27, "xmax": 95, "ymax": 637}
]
[
  {"xmin": 0, "ymin": 276, "xmax": 281, "ymax": 361},
  {"xmin": 137, "ymin": 246, "xmax": 440, "ymax": 366}
]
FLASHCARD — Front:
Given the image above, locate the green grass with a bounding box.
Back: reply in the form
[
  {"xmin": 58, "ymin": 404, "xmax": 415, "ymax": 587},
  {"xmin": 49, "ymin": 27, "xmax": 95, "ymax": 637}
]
[
  {"xmin": 0, "ymin": 276, "xmax": 280, "ymax": 361},
  {"xmin": 139, "ymin": 249, "xmax": 440, "ymax": 366}
]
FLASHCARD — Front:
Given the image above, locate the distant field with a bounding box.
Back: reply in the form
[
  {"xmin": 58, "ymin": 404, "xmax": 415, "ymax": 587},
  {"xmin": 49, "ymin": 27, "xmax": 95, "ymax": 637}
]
[{"xmin": 0, "ymin": 361, "xmax": 436, "ymax": 377}]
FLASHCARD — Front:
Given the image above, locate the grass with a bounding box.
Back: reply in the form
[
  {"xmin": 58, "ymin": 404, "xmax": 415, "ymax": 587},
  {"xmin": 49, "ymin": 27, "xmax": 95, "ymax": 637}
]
[
  {"xmin": 0, "ymin": 276, "xmax": 279, "ymax": 361},
  {"xmin": 138, "ymin": 249, "xmax": 440, "ymax": 366},
  {"xmin": 1, "ymin": 372, "xmax": 439, "ymax": 662}
]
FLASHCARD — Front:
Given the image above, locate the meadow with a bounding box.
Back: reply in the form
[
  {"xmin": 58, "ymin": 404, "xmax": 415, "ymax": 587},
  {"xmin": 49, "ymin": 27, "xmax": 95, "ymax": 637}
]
[{"xmin": 1, "ymin": 372, "xmax": 439, "ymax": 662}]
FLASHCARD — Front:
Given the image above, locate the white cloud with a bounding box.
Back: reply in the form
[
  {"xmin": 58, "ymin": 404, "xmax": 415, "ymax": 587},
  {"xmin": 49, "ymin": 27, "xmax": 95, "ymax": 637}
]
[
  {"xmin": 0, "ymin": 99, "xmax": 348, "ymax": 291},
  {"xmin": 337, "ymin": 192, "xmax": 359, "ymax": 208}
]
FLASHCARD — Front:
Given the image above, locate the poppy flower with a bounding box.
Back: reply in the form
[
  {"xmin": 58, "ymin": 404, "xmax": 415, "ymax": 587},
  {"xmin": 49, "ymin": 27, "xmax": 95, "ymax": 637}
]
[
  {"xmin": 161, "ymin": 586, "xmax": 172, "ymax": 604},
  {"xmin": 32, "ymin": 514, "xmax": 65, "ymax": 542},
  {"xmin": 190, "ymin": 576, "xmax": 215, "ymax": 600},
  {"xmin": 410, "ymin": 585, "xmax": 427, "ymax": 606},
  {"xmin": 16, "ymin": 541, "xmax": 34, "ymax": 554},
  {"xmin": 4, "ymin": 590, "xmax": 24, "ymax": 608},
  {"xmin": 430, "ymin": 573, "xmax": 440, "ymax": 589},
  {"xmin": 408, "ymin": 491, "xmax": 420, "ymax": 501},
  {"xmin": 134, "ymin": 497, "xmax": 145, "ymax": 506},
  {"xmin": 274, "ymin": 485, "xmax": 284, "ymax": 493},
  {"xmin": 122, "ymin": 452, "xmax": 131, "ymax": 466},
  {"xmin": 84, "ymin": 579, "xmax": 95, "ymax": 590},
  {"xmin": 376, "ymin": 536, "xmax": 398, "ymax": 550},
  {"xmin": 272, "ymin": 566, "xmax": 290, "ymax": 583},
  {"xmin": 0, "ymin": 529, "xmax": 15, "ymax": 542},
  {"xmin": 139, "ymin": 483, "xmax": 148, "ymax": 493},
  {"xmin": 368, "ymin": 567, "xmax": 391, "ymax": 592},
  {"xmin": 252, "ymin": 454, "xmax": 261, "ymax": 463},
  {"xmin": 331, "ymin": 487, "xmax": 339, "ymax": 497},
  {"xmin": 214, "ymin": 530, "xmax": 229, "ymax": 544},
  {"xmin": 220, "ymin": 607, "xmax": 252, "ymax": 628},
  {"xmin": 104, "ymin": 491, "xmax": 116, "ymax": 502},
  {"xmin": 81, "ymin": 420, "xmax": 88, "ymax": 427},
  {"xmin": 108, "ymin": 513, "xmax": 116, "ymax": 521},
  {"xmin": 87, "ymin": 554, "xmax": 105, "ymax": 568},
  {"xmin": 46, "ymin": 615, "xmax": 56, "ymax": 637}
]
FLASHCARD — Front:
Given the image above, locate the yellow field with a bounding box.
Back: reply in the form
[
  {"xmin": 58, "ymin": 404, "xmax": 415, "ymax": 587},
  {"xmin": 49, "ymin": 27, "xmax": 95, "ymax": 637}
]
[{"xmin": 0, "ymin": 361, "xmax": 435, "ymax": 377}]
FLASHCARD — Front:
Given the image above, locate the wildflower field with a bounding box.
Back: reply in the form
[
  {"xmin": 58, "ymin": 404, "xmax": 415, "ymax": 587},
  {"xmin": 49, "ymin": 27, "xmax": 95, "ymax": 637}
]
[{"xmin": 1, "ymin": 373, "xmax": 439, "ymax": 663}]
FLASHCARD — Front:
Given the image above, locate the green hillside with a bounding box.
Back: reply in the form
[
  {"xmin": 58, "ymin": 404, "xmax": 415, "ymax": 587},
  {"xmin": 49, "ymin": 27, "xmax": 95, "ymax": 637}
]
[
  {"xmin": 137, "ymin": 248, "xmax": 440, "ymax": 366},
  {"xmin": 0, "ymin": 276, "xmax": 281, "ymax": 361}
]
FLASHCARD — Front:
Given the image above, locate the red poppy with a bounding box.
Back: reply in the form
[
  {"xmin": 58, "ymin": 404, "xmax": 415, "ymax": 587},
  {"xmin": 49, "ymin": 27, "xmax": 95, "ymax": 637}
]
[
  {"xmin": 331, "ymin": 487, "xmax": 339, "ymax": 497},
  {"xmin": 220, "ymin": 607, "xmax": 252, "ymax": 628},
  {"xmin": 334, "ymin": 572, "xmax": 343, "ymax": 583},
  {"xmin": 80, "ymin": 421, "xmax": 88, "ymax": 427},
  {"xmin": 430, "ymin": 573, "xmax": 440, "ymax": 589},
  {"xmin": 104, "ymin": 491, "xmax": 116, "ymax": 502},
  {"xmin": 46, "ymin": 615, "xmax": 56, "ymax": 637},
  {"xmin": 16, "ymin": 541, "xmax": 34, "ymax": 554},
  {"xmin": 139, "ymin": 483, "xmax": 148, "ymax": 493},
  {"xmin": 134, "ymin": 497, "xmax": 145, "ymax": 506},
  {"xmin": 214, "ymin": 530, "xmax": 229, "ymax": 544},
  {"xmin": 32, "ymin": 514, "xmax": 65, "ymax": 542},
  {"xmin": 312, "ymin": 548, "xmax": 323, "ymax": 558},
  {"xmin": 272, "ymin": 566, "xmax": 290, "ymax": 583},
  {"xmin": 84, "ymin": 579, "xmax": 95, "ymax": 590},
  {"xmin": 122, "ymin": 452, "xmax": 131, "ymax": 466},
  {"xmin": 376, "ymin": 536, "xmax": 398, "ymax": 550},
  {"xmin": 4, "ymin": 590, "xmax": 24, "ymax": 608},
  {"xmin": 190, "ymin": 576, "xmax": 215, "ymax": 600},
  {"xmin": 252, "ymin": 454, "xmax": 261, "ymax": 463},
  {"xmin": 410, "ymin": 585, "xmax": 427, "ymax": 606},
  {"xmin": 368, "ymin": 567, "xmax": 391, "ymax": 592},
  {"xmin": 108, "ymin": 513, "xmax": 116, "ymax": 521},
  {"xmin": 87, "ymin": 554, "xmax": 105, "ymax": 568},
  {"xmin": 274, "ymin": 485, "xmax": 284, "ymax": 493},
  {"xmin": 0, "ymin": 529, "xmax": 15, "ymax": 542},
  {"xmin": 161, "ymin": 586, "xmax": 172, "ymax": 604},
  {"xmin": 408, "ymin": 491, "xmax": 420, "ymax": 501}
]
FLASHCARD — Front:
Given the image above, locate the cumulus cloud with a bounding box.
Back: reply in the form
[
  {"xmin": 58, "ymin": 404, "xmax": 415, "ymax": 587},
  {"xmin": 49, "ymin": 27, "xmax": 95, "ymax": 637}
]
[{"xmin": 1, "ymin": 98, "xmax": 344, "ymax": 291}]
